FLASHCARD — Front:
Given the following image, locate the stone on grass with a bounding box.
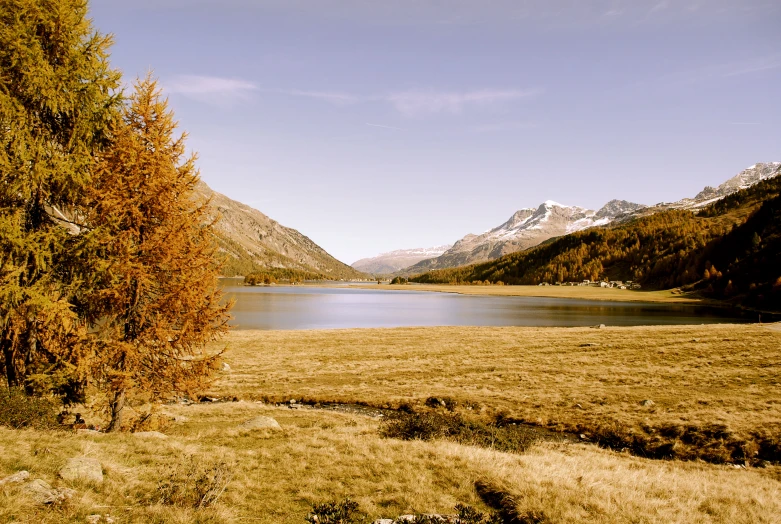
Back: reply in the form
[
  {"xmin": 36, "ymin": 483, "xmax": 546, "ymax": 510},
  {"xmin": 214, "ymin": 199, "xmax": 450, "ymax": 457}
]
[
  {"xmin": 240, "ymin": 416, "xmax": 282, "ymax": 430},
  {"xmin": 640, "ymin": 399, "xmax": 655, "ymax": 407},
  {"xmin": 59, "ymin": 457, "xmax": 103, "ymax": 485},
  {"xmin": 132, "ymin": 431, "xmax": 168, "ymax": 439},
  {"xmin": 221, "ymin": 362, "xmax": 231, "ymax": 371},
  {"xmin": 0, "ymin": 470, "xmax": 29, "ymax": 486},
  {"xmin": 22, "ymin": 479, "xmax": 75, "ymax": 505}
]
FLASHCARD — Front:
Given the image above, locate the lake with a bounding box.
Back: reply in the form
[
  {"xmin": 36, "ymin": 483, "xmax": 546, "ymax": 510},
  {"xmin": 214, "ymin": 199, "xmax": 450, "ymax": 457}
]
[{"xmin": 220, "ymin": 282, "xmax": 751, "ymax": 330}]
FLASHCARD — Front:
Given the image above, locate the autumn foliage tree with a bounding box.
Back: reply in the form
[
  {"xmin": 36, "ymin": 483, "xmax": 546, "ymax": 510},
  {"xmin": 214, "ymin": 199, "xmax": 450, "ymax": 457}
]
[
  {"xmin": 80, "ymin": 76, "xmax": 232, "ymax": 430},
  {"xmin": 0, "ymin": 0, "xmax": 121, "ymax": 396}
]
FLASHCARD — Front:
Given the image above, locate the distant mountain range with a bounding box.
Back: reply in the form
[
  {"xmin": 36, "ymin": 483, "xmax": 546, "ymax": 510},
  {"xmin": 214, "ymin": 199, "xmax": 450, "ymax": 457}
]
[
  {"xmin": 411, "ymin": 164, "xmax": 781, "ymax": 311},
  {"xmin": 371, "ymin": 162, "xmax": 781, "ymax": 276},
  {"xmin": 352, "ymin": 245, "xmax": 452, "ymax": 274},
  {"xmin": 194, "ymin": 182, "xmax": 366, "ymax": 280}
]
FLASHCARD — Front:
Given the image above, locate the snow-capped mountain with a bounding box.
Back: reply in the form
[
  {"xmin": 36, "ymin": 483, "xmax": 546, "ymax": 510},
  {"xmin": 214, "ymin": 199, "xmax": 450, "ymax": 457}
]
[
  {"xmin": 404, "ymin": 199, "xmax": 643, "ymax": 274},
  {"xmin": 401, "ymin": 162, "xmax": 780, "ymax": 275},
  {"xmin": 647, "ymin": 162, "xmax": 781, "ymax": 212},
  {"xmin": 352, "ymin": 245, "xmax": 452, "ymax": 275}
]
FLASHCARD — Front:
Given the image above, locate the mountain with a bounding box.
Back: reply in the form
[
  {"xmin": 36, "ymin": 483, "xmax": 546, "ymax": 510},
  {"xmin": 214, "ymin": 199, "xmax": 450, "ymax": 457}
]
[
  {"xmin": 403, "ymin": 163, "xmax": 781, "ymax": 275},
  {"xmin": 352, "ymin": 245, "xmax": 452, "ymax": 275},
  {"xmin": 634, "ymin": 162, "xmax": 781, "ymax": 214},
  {"xmin": 403, "ymin": 199, "xmax": 644, "ymax": 274},
  {"xmin": 194, "ymin": 181, "xmax": 366, "ymax": 280},
  {"xmin": 411, "ymin": 169, "xmax": 781, "ymax": 311}
]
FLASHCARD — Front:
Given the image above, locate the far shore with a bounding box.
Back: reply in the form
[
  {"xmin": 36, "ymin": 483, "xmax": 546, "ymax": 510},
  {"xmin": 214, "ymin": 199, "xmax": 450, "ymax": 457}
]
[{"xmin": 345, "ymin": 282, "xmax": 708, "ymax": 304}]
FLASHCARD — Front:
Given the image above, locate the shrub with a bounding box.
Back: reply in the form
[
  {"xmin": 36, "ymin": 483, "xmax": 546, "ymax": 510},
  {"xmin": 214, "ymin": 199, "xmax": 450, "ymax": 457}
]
[
  {"xmin": 156, "ymin": 455, "xmax": 233, "ymax": 508},
  {"xmin": 306, "ymin": 498, "xmax": 364, "ymax": 523},
  {"xmin": 380, "ymin": 411, "xmax": 538, "ymax": 454},
  {"xmin": 0, "ymin": 388, "xmax": 60, "ymax": 429}
]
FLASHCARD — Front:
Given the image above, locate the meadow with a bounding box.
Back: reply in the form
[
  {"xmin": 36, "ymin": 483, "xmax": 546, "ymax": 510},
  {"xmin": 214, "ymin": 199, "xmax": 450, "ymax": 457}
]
[{"xmin": 1, "ymin": 323, "xmax": 780, "ymax": 522}]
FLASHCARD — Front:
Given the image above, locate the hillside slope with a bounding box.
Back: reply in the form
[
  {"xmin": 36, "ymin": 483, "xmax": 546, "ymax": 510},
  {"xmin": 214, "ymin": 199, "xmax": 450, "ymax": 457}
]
[
  {"xmin": 194, "ymin": 182, "xmax": 366, "ymax": 280},
  {"xmin": 403, "ymin": 163, "xmax": 781, "ymax": 275},
  {"xmin": 411, "ymin": 172, "xmax": 781, "ymax": 310}
]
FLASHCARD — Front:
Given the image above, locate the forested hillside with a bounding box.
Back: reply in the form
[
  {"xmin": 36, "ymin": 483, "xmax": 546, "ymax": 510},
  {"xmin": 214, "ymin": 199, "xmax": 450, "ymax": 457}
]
[{"xmin": 412, "ymin": 173, "xmax": 781, "ymax": 310}]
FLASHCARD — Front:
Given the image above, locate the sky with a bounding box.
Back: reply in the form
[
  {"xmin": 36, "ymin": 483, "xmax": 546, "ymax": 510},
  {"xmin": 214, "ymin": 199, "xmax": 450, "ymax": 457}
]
[{"xmin": 89, "ymin": 0, "xmax": 781, "ymax": 264}]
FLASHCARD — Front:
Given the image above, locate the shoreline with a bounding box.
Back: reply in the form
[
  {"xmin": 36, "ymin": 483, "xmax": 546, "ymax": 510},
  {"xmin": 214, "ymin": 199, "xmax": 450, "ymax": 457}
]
[{"xmin": 345, "ymin": 282, "xmax": 710, "ymax": 305}]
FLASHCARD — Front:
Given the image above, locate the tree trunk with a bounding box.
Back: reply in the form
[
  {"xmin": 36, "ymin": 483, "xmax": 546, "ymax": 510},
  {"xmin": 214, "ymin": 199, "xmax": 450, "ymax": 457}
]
[
  {"xmin": 1, "ymin": 337, "xmax": 18, "ymax": 388},
  {"xmin": 107, "ymin": 388, "xmax": 127, "ymax": 432}
]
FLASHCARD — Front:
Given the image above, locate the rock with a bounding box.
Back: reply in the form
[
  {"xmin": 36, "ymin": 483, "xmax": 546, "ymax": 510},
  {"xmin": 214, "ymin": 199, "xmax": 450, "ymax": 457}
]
[
  {"xmin": 598, "ymin": 324, "xmax": 606, "ymax": 329},
  {"xmin": 640, "ymin": 399, "xmax": 655, "ymax": 407},
  {"xmin": 579, "ymin": 434, "xmax": 588, "ymax": 440},
  {"xmin": 221, "ymin": 362, "xmax": 231, "ymax": 371},
  {"xmin": 240, "ymin": 416, "xmax": 282, "ymax": 430},
  {"xmin": 22, "ymin": 479, "xmax": 75, "ymax": 505},
  {"xmin": 132, "ymin": 431, "xmax": 168, "ymax": 439},
  {"xmin": 0, "ymin": 470, "xmax": 29, "ymax": 486},
  {"xmin": 289, "ymin": 399, "xmax": 297, "ymax": 404},
  {"xmin": 575, "ymin": 403, "xmax": 584, "ymax": 410},
  {"xmin": 288, "ymin": 403, "xmax": 302, "ymax": 409},
  {"xmin": 373, "ymin": 520, "xmax": 395, "ymax": 524},
  {"xmin": 59, "ymin": 457, "xmax": 103, "ymax": 485}
]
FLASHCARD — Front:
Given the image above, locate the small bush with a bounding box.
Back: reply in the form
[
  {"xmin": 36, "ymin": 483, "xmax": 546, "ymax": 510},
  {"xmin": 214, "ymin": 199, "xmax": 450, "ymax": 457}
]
[
  {"xmin": 157, "ymin": 455, "xmax": 233, "ymax": 508},
  {"xmin": 306, "ymin": 498, "xmax": 364, "ymax": 523},
  {"xmin": 0, "ymin": 388, "xmax": 60, "ymax": 429},
  {"xmin": 380, "ymin": 411, "xmax": 538, "ymax": 454}
]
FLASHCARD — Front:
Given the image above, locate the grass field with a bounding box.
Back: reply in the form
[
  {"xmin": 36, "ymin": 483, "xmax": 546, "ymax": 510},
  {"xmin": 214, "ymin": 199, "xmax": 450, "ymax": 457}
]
[
  {"xmin": 1, "ymin": 323, "xmax": 780, "ymax": 522},
  {"xmin": 346, "ymin": 283, "xmax": 707, "ymax": 304}
]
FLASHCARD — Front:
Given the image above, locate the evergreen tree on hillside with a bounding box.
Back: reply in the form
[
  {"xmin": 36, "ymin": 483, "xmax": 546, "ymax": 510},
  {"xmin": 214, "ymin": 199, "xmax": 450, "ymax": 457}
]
[
  {"xmin": 80, "ymin": 76, "xmax": 232, "ymax": 431},
  {"xmin": 0, "ymin": 0, "xmax": 121, "ymax": 393}
]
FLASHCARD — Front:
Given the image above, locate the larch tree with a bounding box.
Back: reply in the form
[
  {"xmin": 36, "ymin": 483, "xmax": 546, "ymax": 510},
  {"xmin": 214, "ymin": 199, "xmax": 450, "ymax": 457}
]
[
  {"xmin": 0, "ymin": 0, "xmax": 121, "ymax": 395},
  {"xmin": 81, "ymin": 75, "xmax": 232, "ymax": 431}
]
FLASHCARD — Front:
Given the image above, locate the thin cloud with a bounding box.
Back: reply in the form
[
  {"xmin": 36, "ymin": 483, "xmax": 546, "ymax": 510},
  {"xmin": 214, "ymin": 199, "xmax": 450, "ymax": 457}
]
[
  {"xmin": 282, "ymin": 89, "xmax": 359, "ymax": 105},
  {"xmin": 366, "ymin": 123, "xmax": 405, "ymax": 131},
  {"xmin": 724, "ymin": 55, "xmax": 781, "ymax": 77},
  {"xmin": 276, "ymin": 86, "xmax": 540, "ymax": 117},
  {"xmin": 385, "ymin": 88, "xmax": 540, "ymax": 117},
  {"xmin": 166, "ymin": 75, "xmax": 257, "ymax": 103}
]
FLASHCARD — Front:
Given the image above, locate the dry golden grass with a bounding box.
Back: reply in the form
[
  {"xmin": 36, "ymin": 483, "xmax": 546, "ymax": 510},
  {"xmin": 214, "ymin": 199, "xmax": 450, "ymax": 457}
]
[
  {"xmin": 2, "ymin": 402, "xmax": 780, "ymax": 523},
  {"xmin": 215, "ymin": 324, "xmax": 781, "ymax": 441},
  {"xmin": 346, "ymin": 283, "xmax": 705, "ymax": 303},
  {"xmin": 2, "ymin": 323, "xmax": 780, "ymax": 522}
]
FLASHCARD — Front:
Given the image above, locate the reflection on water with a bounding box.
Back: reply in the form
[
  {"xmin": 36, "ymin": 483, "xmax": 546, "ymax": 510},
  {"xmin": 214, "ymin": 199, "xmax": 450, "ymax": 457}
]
[{"xmin": 219, "ymin": 281, "xmax": 749, "ymax": 330}]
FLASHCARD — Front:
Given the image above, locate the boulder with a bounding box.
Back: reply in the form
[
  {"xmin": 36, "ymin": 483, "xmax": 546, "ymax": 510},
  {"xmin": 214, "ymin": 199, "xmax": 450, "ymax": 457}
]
[
  {"xmin": 639, "ymin": 399, "xmax": 655, "ymax": 407},
  {"xmin": 239, "ymin": 416, "xmax": 282, "ymax": 430},
  {"xmin": 22, "ymin": 479, "xmax": 75, "ymax": 505},
  {"xmin": 59, "ymin": 457, "xmax": 103, "ymax": 485},
  {"xmin": 0, "ymin": 470, "xmax": 29, "ymax": 486}
]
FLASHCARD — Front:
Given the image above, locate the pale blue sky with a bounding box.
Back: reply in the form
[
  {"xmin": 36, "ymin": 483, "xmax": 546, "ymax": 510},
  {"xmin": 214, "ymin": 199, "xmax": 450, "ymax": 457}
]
[{"xmin": 89, "ymin": 0, "xmax": 781, "ymax": 264}]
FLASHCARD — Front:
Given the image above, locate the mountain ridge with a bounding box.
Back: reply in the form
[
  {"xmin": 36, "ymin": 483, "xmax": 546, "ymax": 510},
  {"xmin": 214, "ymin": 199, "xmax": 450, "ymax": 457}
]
[
  {"xmin": 399, "ymin": 162, "xmax": 781, "ymax": 275},
  {"xmin": 352, "ymin": 245, "xmax": 452, "ymax": 275},
  {"xmin": 194, "ymin": 181, "xmax": 367, "ymax": 280}
]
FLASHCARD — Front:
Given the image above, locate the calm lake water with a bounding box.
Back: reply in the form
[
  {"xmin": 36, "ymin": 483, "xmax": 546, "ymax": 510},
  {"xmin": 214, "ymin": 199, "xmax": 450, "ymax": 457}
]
[{"xmin": 220, "ymin": 281, "xmax": 751, "ymax": 330}]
